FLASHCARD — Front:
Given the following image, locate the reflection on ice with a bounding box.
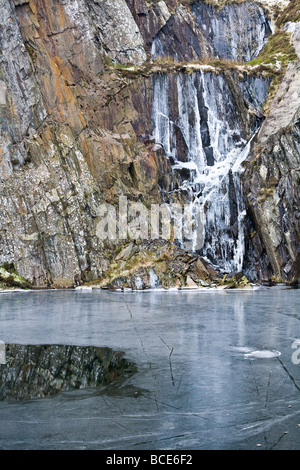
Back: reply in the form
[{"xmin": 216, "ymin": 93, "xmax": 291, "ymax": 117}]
[
  {"xmin": 0, "ymin": 289, "xmax": 299, "ymax": 450},
  {"xmin": 0, "ymin": 344, "xmax": 136, "ymax": 401}
]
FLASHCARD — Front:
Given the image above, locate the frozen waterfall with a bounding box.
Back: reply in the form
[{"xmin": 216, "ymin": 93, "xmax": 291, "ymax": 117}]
[{"xmin": 152, "ymin": 71, "xmax": 264, "ymax": 273}]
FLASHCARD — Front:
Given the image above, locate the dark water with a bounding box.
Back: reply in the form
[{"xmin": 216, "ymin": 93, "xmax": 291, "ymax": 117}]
[{"xmin": 0, "ymin": 287, "xmax": 299, "ymax": 450}]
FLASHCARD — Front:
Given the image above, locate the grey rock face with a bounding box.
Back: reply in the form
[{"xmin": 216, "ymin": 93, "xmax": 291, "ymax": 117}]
[
  {"xmin": 257, "ymin": 62, "xmax": 300, "ymax": 144},
  {"xmin": 151, "ymin": 5, "xmax": 214, "ymax": 61},
  {"xmin": 0, "ymin": 0, "xmax": 298, "ymax": 287},
  {"xmin": 191, "ymin": 2, "xmax": 272, "ymax": 62},
  {"xmin": 0, "ymin": 0, "xmax": 46, "ymax": 179},
  {"xmin": 87, "ymin": 0, "xmax": 147, "ymax": 64},
  {"xmin": 241, "ymin": 21, "xmax": 300, "ymax": 283},
  {"xmin": 243, "ymin": 111, "xmax": 300, "ymax": 282},
  {"xmin": 150, "ymin": 1, "xmax": 272, "ymax": 62},
  {"xmin": 0, "ymin": 0, "xmax": 169, "ymax": 287},
  {"xmin": 125, "ymin": 0, "xmax": 175, "ymax": 50},
  {"xmin": 0, "ymin": 128, "xmax": 105, "ymax": 287}
]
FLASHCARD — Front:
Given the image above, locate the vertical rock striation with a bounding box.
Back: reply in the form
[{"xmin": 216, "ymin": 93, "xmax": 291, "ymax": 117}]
[
  {"xmin": 0, "ymin": 0, "xmax": 47, "ymax": 179},
  {"xmin": 242, "ymin": 66, "xmax": 300, "ymax": 283},
  {"xmin": 191, "ymin": 2, "xmax": 272, "ymax": 62},
  {"xmin": 0, "ymin": 0, "xmax": 172, "ymax": 287},
  {"xmin": 0, "ymin": 0, "xmax": 299, "ymax": 287}
]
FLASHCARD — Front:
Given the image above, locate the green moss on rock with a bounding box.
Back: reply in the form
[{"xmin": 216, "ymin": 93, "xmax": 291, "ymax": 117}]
[
  {"xmin": 275, "ymin": 1, "xmax": 300, "ymax": 28},
  {"xmin": 247, "ymin": 30, "xmax": 298, "ymax": 114},
  {"xmin": 0, "ymin": 266, "xmax": 32, "ymax": 289},
  {"xmin": 247, "ymin": 31, "xmax": 297, "ymax": 68}
]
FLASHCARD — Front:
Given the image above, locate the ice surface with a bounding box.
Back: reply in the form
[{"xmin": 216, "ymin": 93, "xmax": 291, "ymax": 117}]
[{"xmin": 0, "ymin": 288, "xmax": 299, "ymax": 450}]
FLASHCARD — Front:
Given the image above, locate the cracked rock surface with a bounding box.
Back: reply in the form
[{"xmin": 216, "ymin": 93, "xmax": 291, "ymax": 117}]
[{"xmin": 0, "ymin": 0, "xmax": 299, "ymax": 287}]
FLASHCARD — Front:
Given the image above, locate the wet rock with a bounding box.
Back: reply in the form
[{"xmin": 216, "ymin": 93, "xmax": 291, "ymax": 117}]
[
  {"xmin": 0, "ymin": 0, "xmax": 298, "ymax": 288},
  {"xmin": 191, "ymin": 2, "xmax": 272, "ymax": 62},
  {"xmin": 148, "ymin": 1, "xmax": 271, "ymax": 62},
  {"xmin": 151, "ymin": 5, "xmax": 214, "ymax": 61},
  {"xmin": 243, "ymin": 68, "xmax": 300, "ymax": 283}
]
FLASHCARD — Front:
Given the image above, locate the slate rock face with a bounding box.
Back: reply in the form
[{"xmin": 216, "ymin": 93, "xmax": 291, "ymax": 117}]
[
  {"xmin": 0, "ymin": 0, "xmax": 299, "ymax": 286},
  {"xmin": 243, "ymin": 111, "xmax": 300, "ymax": 283},
  {"xmin": 0, "ymin": 0, "xmax": 47, "ymax": 179},
  {"xmin": 0, "ymin": 0, "xmax": 175, "ymax": 287},
  {"xmin": 128, "ymin": 1, "xmax": 272, "ymax": 62},
  {"xmin": 191, "ymin": 2, "xmax": 272, "ymax": 62},
  {"xmin": 86, "ymin": 0, "xmax": 147, "ymax": 65},
  {"xmin": 242, "ymin": 28, "xmax": 300, "ymax": 283}
]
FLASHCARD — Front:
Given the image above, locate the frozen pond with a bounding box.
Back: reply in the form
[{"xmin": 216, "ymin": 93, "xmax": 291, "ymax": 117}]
[{"xmin": 0, "ymin": 287, "xmax": 299, "ymax": 450}]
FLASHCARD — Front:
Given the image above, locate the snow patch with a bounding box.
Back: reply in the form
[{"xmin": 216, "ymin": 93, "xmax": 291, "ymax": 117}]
[{"xmin": 244, "ymin": 349, "xmax": 281, "ymax": 359}]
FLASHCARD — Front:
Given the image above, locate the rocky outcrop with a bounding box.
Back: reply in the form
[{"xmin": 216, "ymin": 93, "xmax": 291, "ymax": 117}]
[
  {"xmin": 97, "ymin": 239, "xmax": 221, "ymax": 290},
  {"xmin": 242, "ymin": 17, "xmax": 300, "ymax": 284},
  {"xmin": 0, "ymin": 0, "xmax": 176, "ymax": 287},
  {"xmin": 0, "ymin": 264, "xmax": 31, "ymax": 289},
  {"xmin": 0, "ymin": 344, "xmax": 136, "ymax": 401},
  {"xmin": 191, "ymin": 2, "xmax": 272, "ymax": 62},
  {"xmin": 0, "ymin": 0, "xmax": 46, "ymax": 179},
  {"xmin": 0, "ymin": 0, "xmax": 299, "ymax": 288},
  {"xmin": 125, "ymin": 0, "xmax": 176, "ymax": 53},
  {"xmin": 87, "ymin": 0, "xmax": 147, "ymax": 65},
  {"xmin": 150, "ymin": 4, "xmax": 214, "ymax": 61},
  {"xmin": 243, "ymin": 86, "xmax": 300, "ymax": 283},
  {"xmin": 127, "ymin": 1, "xmax": 272, "ymax": 62}
]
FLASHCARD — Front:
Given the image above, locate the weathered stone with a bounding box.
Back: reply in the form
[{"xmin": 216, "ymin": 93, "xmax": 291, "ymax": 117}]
[
  {"xmin": 115, "ymin": 243, "xmax": 134, "ymax": 261},
  {"xmin": 257, "ymin": 62, "xmax": 300, "ymax": 145},
  {"xmin": 0, "ymin": 0, "xmax": 46, "ymax": 179},
  {"xmin": 185, "ymin": 275, "xmax": 198, "ymax": 288},
  {"xmin": 0, "ymin": 265, "xmax": 31, "ymax": 289},
  {"xmin": 0, "ymin": 0, "xmax": 298, "ymax": 288},
  {"xmin": 0, "ymin": 0, "xmax": 177, "ymax": 287},
  {"xmin": 243, "ymin": 106, "xmax": 300, "ymax": 283},
  {"xmin": 87, "ymin": 0, "xmax": 147, "ymax": 65},
  {"xmin": 151, "ymin": 5, "xmax": 214, "ymax": 61},
  {"xmin": 191, "ymin": 2, "xmax": 272, "ymax": 62},
  {"xmin": 195, "ymin": 258, "xmax": 214, "ymax": 281},
  {"xmin": 126, "ymin": 0, "xmax": 174, "ymax": 51}
]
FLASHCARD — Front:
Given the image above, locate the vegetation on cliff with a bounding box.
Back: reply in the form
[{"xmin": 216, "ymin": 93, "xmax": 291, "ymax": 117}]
[
  {"xmin": 0, "ymin": 264, "xmax": 32, "ymax": 290},
  {"xmin": 0, "ymin": 0, "xmax": 299, "ymax": 289}
]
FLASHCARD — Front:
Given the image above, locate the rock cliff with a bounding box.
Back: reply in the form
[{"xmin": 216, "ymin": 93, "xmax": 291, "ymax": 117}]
[
  {"xmin": 242, "ymin": 39, "xmax": 300, "ymax": 283},
  {"xmin": 0, "ymin": 0, "xmax": 299, "ymax": 288}
]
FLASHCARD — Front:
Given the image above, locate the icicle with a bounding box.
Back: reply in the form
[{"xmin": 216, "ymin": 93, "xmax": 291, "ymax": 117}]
[{"xmin": 152, "ymin": 71, "xmax": 257, "ymax": 273}]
